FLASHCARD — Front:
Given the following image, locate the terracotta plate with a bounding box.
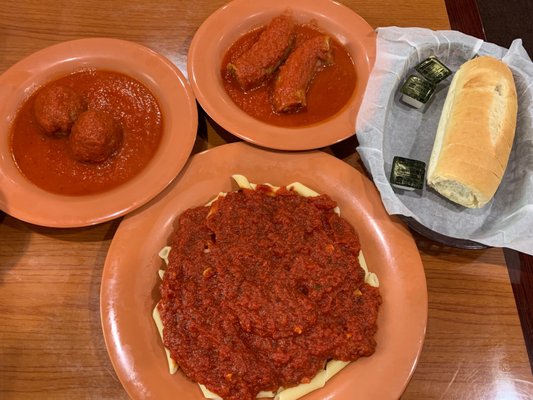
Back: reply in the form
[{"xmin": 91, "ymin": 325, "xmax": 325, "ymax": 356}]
[
  {"xmin": 187, "ymin": 0, "xmax": 376, "ymax": 150},
  {"xmin": 0, "ymin": 38, "xmax": 197, "ymax": 227},
  {"xmin": 101, "ymin": 142, "xmax": 427, "ymax": 400}
]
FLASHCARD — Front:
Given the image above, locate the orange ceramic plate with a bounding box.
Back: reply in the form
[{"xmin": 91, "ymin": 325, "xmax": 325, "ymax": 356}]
[
  {"xmin": 101, "ymin": 142, "xmax": 427, "ymax": 400},
  {"xmin": 0, "ymin": 38, "xmax": 197, "ymax": 227},
  {"xmin": 187, "ymin": 0, "xmax": 376, "ymax": 150}
]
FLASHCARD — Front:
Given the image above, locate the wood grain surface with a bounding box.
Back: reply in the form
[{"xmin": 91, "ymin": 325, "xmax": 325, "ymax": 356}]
[
  {"xmin": 1, "ymin": 1, "xmax": 532, "ymax": 399},
  {"xmin": 444, "ymin": 0, "xmax": 485, "ymax": 39}
]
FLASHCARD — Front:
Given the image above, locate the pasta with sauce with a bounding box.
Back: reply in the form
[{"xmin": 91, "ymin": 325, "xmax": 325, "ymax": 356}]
[{"xmin": 152, "ymin": 175, "xmax": 380, "ymax": 400}]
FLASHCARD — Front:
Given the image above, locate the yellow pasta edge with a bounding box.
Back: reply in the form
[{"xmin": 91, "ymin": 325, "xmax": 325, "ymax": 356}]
[{"xmin": 152, "ymin": 303, "xmax": 178, "ymax": 374}]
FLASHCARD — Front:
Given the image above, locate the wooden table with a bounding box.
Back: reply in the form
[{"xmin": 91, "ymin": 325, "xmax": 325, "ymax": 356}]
[{"xmin": 1, "ymin": 1, "xmax": 532, "ymax": 399}]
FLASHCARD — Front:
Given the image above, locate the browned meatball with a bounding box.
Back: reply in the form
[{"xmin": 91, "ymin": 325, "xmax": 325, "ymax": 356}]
[
  {"xmin": 69, "ymin": 110, "xmax": 123, "ymax": 163},
  {"xmin": 33, "ymin": 84, "xmax": 86, "ymax": 136}
]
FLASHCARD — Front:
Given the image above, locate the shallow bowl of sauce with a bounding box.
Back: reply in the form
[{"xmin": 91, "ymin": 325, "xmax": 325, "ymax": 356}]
[
  {"xmin": 188, "ymin": 0, "xmax": 376, "ymax": 150},
  {"xmin": 0, "ymin": 38, "xmax": 197, "ymax": 227}
]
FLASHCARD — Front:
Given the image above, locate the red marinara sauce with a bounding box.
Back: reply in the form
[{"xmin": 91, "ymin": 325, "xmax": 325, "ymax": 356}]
[
  {"xmin": 10, "ymin": 70, "xmax": 163, "ymax": 196},
  {"xmin": 221, "ymin": 23, "xmax": 357, "ymax": 127},
  {"xmin": 158, "ymin": 185, "xmax": 381, "ymax": 400}
]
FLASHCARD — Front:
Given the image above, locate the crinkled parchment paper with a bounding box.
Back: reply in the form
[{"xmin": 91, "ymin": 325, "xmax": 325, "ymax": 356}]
[{"xmin": 356, "ymin": 27, "xmax": 533, "ymax": 255}]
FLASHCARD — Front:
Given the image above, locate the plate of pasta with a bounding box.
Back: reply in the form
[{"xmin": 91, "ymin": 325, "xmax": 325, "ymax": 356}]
[{"xmin": 100, "ymin": 142, "xmax": 427, "ymax": 400}]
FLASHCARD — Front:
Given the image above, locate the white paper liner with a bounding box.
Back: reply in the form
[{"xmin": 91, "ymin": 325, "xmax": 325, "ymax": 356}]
[{"xmin": 356, "ymin": 27, "xmax": 533, "ymax": 255}]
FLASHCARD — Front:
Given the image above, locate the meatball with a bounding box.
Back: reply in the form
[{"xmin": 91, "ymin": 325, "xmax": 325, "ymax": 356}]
[
  {"xmin": 33, "ymin": 84, "xmax": 86, "ymax": 136},
  {"xmin": 69, "ymin": 110, "xmax": 123, "ymax": 163}
]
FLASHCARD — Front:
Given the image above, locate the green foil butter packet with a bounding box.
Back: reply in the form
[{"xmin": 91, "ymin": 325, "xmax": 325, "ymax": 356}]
[
  {"xmin": 390, "ymin": 156, "xmax": 426, "ymax": 190},
  {"xmin": 415, "ymin": 55, "xmax": 452, "ymax": 83},
  {"xmin": 399, "ymin": 75, "xmax": 436, "ymax": 108}
]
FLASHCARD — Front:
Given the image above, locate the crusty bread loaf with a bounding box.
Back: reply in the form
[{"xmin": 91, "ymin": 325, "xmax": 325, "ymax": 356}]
[{"xmin": 427, "ymin": 56, "xmax": 518, "ymax": 208}]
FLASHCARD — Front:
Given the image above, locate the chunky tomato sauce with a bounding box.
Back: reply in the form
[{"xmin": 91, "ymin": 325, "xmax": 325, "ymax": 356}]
[
  {"xmin": 158, "ymin": 186, "xmax": 381, "ymax": 400},
  {"xmin": 221, "ymin": 23, "xmax": 357, "ymax": 127},
  {"xmin": 10, "ymin": 70, "xmax": 163, "ymax": 195}
]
